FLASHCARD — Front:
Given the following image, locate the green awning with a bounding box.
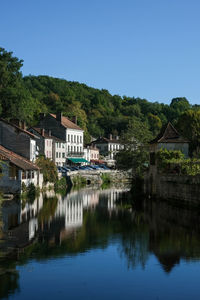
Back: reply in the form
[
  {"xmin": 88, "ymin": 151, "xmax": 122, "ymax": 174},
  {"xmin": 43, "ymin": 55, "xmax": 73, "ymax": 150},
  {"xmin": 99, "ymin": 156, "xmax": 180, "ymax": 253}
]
[{"xmin": 68, "ymin": 158, "xmax": 89, "ymax": 163}]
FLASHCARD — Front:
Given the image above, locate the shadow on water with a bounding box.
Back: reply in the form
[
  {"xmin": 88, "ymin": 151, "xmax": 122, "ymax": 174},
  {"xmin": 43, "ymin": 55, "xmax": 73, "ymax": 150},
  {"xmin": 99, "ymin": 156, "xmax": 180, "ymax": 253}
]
[{"xmin": 1, "ymin": 185, "xmax": 200, "ymax": 297}]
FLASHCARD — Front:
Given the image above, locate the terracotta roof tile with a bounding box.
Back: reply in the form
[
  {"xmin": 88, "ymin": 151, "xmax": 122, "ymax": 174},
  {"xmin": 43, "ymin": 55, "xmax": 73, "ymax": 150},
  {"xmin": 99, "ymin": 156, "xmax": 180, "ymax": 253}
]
[
  {"xmin": 0, "ymin": 118, "xmax": 39, "ymax": 139},
  {"xmin": 0, "ymin": 145, "xmax": 39, "ymax": 171},
  {"xmin": 50, "ymin": 114, "xmax": 83, "ymax": 131},
  {"xmin": 30, "ymin": 127, "xmax": 66, "ymax": 143}
]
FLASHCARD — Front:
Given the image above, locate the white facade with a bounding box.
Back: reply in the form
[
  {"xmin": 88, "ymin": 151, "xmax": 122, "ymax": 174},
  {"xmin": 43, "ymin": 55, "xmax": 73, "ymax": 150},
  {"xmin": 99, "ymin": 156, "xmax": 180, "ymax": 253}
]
[
  {"xmin": 66, "ymin": 128, "xmax": 84, "ymax": 158},
  {"xmin": 54, "ymin": 141, "xmax": 66, "ymax": 166},
  {"xmin": 84, "ymin": 147, "xmax": 91, "ymax": 162},
  {"xmin": 44, "ymin": 138, "xmax": 53, "ymax": 159},
  {"xmin": 30, "ymin": 139, "xmax": 37, "ymax": 162}
]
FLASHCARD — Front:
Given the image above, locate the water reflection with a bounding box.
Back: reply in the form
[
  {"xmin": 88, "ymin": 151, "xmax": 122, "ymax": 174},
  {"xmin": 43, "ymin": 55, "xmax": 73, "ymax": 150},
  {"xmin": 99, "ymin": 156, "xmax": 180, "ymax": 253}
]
[{"xmin": 1, "ymin": 187, "xmax": 200, "ymax": 298}]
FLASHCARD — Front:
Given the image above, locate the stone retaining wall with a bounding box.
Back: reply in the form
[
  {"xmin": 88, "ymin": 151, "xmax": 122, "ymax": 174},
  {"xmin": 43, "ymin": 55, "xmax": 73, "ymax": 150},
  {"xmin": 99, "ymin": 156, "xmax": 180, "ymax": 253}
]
[{"xmin": 144, "ymin": 172, "xmax": 200, "ymax": 205}]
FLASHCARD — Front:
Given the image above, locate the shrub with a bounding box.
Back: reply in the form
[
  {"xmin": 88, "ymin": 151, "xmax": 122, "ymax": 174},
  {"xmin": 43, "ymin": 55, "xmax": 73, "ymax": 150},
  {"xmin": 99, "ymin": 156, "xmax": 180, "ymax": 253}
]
[{"xmin": 36, "ymin": 156, "xmax": 58, "ymax": 183}]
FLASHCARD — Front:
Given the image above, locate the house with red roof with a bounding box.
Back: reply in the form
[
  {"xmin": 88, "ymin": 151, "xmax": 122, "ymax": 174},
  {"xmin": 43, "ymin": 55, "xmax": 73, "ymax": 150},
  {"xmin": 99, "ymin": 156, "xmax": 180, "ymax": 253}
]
[
  {"xmin": 0, "ymin": 118, "xmax": 39, "ymax": 162},
  {"xmin": 28, "ymin": 127, "xmax": 66, "ymax": 166},
  {"xmin": 0, "ymin": 145, "xmax": 43, "ymax": 193},
  {"xmin": 38, "ymin": 113, "xmax": 86, "ymax": 165}
]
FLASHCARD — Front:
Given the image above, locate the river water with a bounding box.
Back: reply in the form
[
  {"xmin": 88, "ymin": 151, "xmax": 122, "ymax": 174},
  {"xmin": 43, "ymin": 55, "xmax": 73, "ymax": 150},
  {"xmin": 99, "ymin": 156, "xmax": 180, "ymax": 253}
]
[{"xmin": 0, "ymin": 185, "xmax": 200, "ymax": 299}]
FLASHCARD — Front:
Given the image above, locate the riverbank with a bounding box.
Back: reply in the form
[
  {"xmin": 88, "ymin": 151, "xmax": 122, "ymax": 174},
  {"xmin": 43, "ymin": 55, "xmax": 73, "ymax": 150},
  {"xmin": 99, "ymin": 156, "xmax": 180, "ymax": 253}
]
[{"xmin": 66, "ymin": 170, "xmax": 132, "ymax": 186}]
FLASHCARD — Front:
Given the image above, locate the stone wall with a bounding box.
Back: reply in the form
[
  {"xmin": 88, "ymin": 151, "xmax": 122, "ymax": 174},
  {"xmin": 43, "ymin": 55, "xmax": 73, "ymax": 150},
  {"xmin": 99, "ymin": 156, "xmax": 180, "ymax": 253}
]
[
  {"xmin": 144, "ymin": 173, "xmax": 200, "ymax": 205},
  {"xmin": 67, "ymin": 170, "xmax": 132, "ymax": 186}
]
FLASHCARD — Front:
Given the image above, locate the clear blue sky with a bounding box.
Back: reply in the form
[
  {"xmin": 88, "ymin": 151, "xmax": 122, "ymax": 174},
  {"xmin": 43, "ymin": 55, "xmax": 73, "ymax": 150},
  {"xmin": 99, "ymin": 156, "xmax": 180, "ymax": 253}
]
[{"xmin": 1, "ymin": 0, "xmax": 200, "ymax": 105}]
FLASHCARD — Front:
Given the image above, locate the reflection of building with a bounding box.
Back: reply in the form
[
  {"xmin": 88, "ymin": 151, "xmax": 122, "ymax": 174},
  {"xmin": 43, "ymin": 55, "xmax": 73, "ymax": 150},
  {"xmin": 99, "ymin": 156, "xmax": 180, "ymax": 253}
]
[{"xmin": 55, "ymin": 193, "xmax": 83, "ymax": 229}]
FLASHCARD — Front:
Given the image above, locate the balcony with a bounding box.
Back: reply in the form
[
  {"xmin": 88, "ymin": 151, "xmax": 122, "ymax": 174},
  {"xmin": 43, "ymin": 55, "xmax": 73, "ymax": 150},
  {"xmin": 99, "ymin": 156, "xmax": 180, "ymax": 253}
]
[{"xmin": 67, "ymin": 152, "xmax": 84, "ymax": 158}]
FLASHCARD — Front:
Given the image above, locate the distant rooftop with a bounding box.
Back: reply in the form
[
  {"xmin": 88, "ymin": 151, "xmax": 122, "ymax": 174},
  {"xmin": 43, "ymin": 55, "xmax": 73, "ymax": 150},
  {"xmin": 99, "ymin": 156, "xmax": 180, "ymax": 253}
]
[
  {"xmin": 50, "ymin": 114, "xmax": 83, "ymax": 131},
  {"xmin": 150, "ymin": 122, "xmax": 189, "ymax": 144},
  {"xmin": 92, "ymin": 136, "xmax": 120, "ymax": 144},
  {"xmin": 0, "ymin": 118, "xmax": 39, "ymax": 139},
  {"xmin": 30, "ymin": 127, "xmax": 66, "ymax": 143}
]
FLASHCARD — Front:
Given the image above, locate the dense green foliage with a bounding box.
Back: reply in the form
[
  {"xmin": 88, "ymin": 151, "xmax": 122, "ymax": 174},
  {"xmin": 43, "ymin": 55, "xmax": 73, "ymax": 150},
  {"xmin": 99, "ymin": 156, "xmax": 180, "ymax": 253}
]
[
  {"xmin": 115, "ymin": 119, "xmax": 152, "ymax": 175},
  {"xmin": 157, "ymin": 149, "xmax": 200, "ymax": 176},
  {"xmin": 1, "ymin": 47, "xmax": 200, "ymax": 144},
  {"xmin": 36, "ymin": 156, "xmax": 58, "ymax": 183}
]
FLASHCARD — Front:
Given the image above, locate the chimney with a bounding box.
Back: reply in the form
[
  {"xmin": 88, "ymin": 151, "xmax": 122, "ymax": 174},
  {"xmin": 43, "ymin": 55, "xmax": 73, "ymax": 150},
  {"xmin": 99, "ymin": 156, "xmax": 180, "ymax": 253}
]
[
  {"xmin": 10, "ymin": 119, "xmax": 21, "ymax": 128},
  {"xmin": 109, "ymin": 134, "xmax": 112, "ymax": 140},
  {"xmin": 21, "ymin": 121, "xmax": 26, "ymax": 130},
  {"xmin": 41, "ymin": 128, "xmax": 45, "ymax": 137},
  {"xmin": 72, "ymin": 116, "xmax": 77, "ymax": 124},
  {"xmin": 39, "ymin": 113, "xmax": 45, "ymax": 120},
  {"xmin": 48, "ymin": 130, "xmax": 51, "ymax": 136},
  {"xmin": 56, "ymin": 112, "xmax": 62, "ymax": 122}
]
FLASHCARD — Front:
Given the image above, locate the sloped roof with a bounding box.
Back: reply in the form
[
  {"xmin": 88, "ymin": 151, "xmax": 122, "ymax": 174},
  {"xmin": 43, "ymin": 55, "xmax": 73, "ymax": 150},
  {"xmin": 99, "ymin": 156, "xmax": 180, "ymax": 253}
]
[
  {"xmin": 50, "ymin": 114, "xmax": 83, "ymax": 131},
  {"xmin": 92, "ymin": 137, "xmax": 120, "ymax": 144},
  {"xmin": 0, "ymin": 118, "xmax": 38, "ymax": 139},
  {"xmin": 150, "ymin": 122, "xmax": 189, "ymax": 144},
  {"xmin": 0, "ymin": 145, "xmax": 39, "ymax": 171},
  {"xmin": 30, "ymin": 127, "xmax": 66, "ymax": 143}
]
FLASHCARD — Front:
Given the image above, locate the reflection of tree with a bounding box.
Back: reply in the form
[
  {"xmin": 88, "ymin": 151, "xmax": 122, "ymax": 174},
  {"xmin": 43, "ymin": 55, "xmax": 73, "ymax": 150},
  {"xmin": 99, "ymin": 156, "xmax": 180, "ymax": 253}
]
[
  {"xmin": 119, "ymin": 230, "xmax": 149, "ymax": 269},
  {"xmin": 0, "ymin": 269, "xmax": 19, "ymax": 299},
  {"xmin": 38, "ymin": 195, "xmax": 58, "ymax": 223}
]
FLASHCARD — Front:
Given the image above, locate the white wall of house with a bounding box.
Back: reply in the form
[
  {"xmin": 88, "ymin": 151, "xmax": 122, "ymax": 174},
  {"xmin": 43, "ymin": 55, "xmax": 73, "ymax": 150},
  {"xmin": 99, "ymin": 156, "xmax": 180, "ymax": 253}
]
[
  {"xmin": 84, "ymin": 147, "xmax": 91, "ymax": 162},
  {"xmin": 90, "ymin": 148, "xmax": 99, "ymax": 161},
  {"xmin": 30, "ymin": 139, "xmax": 37, "ymax": 162},
  {"xmin": 66, "ymin": 128, "xmax": 84, "ymax": 157},
  {"xmin": 44, "ymin": 138, "xmax": 53, "ymax": 159},
  {"xmin": 54, "ymin": 141, "xmax": 66, "ymax": 166},
  {"xmin": 21, "ymin": 170, "xmax": 39, "ymax": 187}
]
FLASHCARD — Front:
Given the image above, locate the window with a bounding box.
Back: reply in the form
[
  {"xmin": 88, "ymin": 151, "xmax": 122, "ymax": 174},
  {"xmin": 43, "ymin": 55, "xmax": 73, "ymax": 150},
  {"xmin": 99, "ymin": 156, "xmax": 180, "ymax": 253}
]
[
  {"xmin": 27, "ymin": 171, "xmax": 31, "ymax": 179},
  {"xmin": 77, "ymin": 136, "xmax": 79, "ymax": 143},
  {"xmin": 22, "ymin": 171, "xmax": 26, "ymax": 179},
  {"xmin": 56, "ymin": 152, "xmax": 58, "ymax": 158},
  {"xmin": 71, "ymin": 135, "xmax": 73, "ymax": 143},
  {"xmin": 71, "ymin": 146, "xmax": 73, "ymax": 152},
  {"xmin": 62, "ymin": 143, "xmax": 65, "ymax": 149},
  {"xmin": 80, "ymin": 136, "xmax": 82, "ymax": 143},
  {"xmin": 68, "ymin": 146, "xmax": 70, "ymax": 152},
  {"xmin": 150, "ymin": 152, "xmax": 156, "ymax": 165},
  {"xmin": 74, "ymin": 146, "xmax": 76, "ymax": 152},
  {"xmin": 62, "ymin": 153, "xmax": 65, "ymax": 158},
  {"xmin": 68, "ymin": 134, "xmax": 70, "ymax": 142},
  {"xmin": 77, "ymin": 146, "xmax": 79, "ymax": 152},
  {"xmin": 59, "ymin": 153, "xmax": 61, "ymax": 158},
  {"xmin": 32, "ymin": 171, "xmax": 35, "ymax": 179},
  {"xmin": 74, "ymin": 135, "xmax": 76, "ymax": 143},
  {"xmin": 9, "ymin": 164, "xmax": 17, "ymax": 179}
]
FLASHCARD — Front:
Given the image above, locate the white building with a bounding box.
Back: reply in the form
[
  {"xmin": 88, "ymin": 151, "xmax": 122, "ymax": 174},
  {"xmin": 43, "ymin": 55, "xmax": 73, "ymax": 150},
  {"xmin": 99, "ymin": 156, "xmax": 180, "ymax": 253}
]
[
  {"xmin": 0, "ymin": 145, "xmax": 43, "ymax": 194},
  {"xmin": 39, "ymin": 113, "xmax": 85, "ymax": 165},
  {"xmin": 92, "ymin": 135, "xmax": 123, "ymax": 160}
]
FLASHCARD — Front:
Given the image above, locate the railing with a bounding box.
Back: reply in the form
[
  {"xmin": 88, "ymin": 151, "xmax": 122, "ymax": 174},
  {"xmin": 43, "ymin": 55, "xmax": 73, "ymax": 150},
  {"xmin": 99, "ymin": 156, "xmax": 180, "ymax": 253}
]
[{"xmin": 67, "ymin": 152, "xmax": 84, "ymax": 157}]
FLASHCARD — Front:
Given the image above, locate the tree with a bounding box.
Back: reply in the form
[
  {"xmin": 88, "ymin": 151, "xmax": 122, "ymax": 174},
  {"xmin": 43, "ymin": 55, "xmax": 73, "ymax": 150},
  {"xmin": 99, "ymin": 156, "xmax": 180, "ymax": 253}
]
[
  {"xmin": 115, "ymin": 118, "xmax": 152, "ymax": 176},
  {"xmin": 147, "ymin": 113, "xmax": 162, "ymax": 137},
  {"xmin": 36, "ymin": 156, "xmax": 58, "ymax": 183},
  {"xmin": 176, "ymin": 110, "xmax": 200, "ymax": 156},
  {"xmin": 0, "ymin": 48, "xmax": 39, "ymax": 123}
]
